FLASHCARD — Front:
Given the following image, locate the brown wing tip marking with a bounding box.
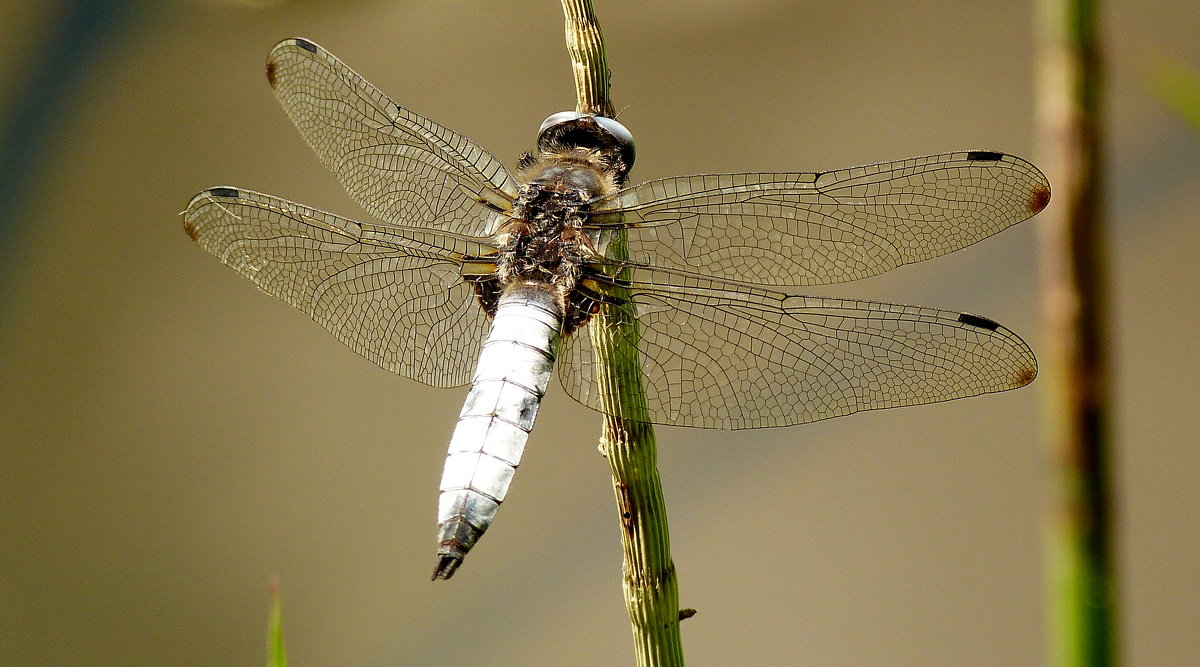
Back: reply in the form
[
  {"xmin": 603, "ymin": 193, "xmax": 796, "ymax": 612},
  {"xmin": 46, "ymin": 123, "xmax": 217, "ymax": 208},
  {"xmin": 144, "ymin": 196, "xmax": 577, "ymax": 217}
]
[
  {"xmin": 183, "ymin": 218, "xmax": 200, "ymax": 242},
  {"xmin": 1013, "ymin": 365, "xmax": 1037, "ymax": 388},
  {"xmin": 265, "ymin": 39, "xmax": 317, "ymax": 89},
  {"xmin": 1027, "ymin": 184, "xmax": 1051, "ymax": 215},
  {"xmin": 184, "ymin": 188, "xmax": 239, "ymax": 241}
]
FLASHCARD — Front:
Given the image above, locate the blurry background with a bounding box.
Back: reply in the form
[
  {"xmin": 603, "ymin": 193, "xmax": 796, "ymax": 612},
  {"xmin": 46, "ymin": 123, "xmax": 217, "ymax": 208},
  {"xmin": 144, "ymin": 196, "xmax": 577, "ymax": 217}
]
[{"xmin": 2, "ymin": 1, "xmax": 1196, "ymax": 664}]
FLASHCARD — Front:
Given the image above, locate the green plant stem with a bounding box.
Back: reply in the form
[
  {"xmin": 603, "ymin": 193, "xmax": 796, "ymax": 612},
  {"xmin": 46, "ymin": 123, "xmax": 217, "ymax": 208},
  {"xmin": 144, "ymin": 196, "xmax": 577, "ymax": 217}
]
[
  {"xmin": 590, "ymin": 233, "xmax": 685, "ymax": 666},
  {"xmin": 560, "ymin": 1, "xmax": 685, "ymax": 665},
  {"xmin": 560, "ymin": 0, "xmax": 616, "ymax": 117},
  {"xmin": 267, "ymin": 576, "xmax": 287, "ymax": 667},
  {"xmin": 1035, "ymin": 0, "xmax": 1116, "ymax": 664}
]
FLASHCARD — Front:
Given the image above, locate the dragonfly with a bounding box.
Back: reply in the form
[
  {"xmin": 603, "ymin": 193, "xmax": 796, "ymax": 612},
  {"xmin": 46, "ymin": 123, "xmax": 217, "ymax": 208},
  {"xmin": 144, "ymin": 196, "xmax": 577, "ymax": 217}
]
[{"xmin": 184, "ymin": 38, "xmax": 1050, "ymax": 580}]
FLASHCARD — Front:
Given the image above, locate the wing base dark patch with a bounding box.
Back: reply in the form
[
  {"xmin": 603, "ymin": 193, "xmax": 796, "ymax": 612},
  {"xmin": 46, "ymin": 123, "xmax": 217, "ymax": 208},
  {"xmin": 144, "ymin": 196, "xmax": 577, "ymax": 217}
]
[{"xmin": 958, "ymin": 312, "xmax": 1000, "ymax": 331}]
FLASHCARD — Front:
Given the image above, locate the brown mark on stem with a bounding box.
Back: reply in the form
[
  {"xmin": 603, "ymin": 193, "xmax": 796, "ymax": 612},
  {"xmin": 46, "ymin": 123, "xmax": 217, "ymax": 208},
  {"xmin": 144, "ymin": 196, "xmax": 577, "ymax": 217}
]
[{"xmin": 614, "ymin": 481, "xmax": 636, "ymax": 535}]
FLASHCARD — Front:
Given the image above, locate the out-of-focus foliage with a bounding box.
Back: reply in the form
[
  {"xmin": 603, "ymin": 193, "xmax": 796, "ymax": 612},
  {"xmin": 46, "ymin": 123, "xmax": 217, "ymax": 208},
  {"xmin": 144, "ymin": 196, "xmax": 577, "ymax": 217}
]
[
  {"xmin": 1147, "ymin": 57, "xmax": 1200, "ymax": 134},
  {"xmin": 267, "ymin": 577, "xmax": 287, "ymax": 667}
]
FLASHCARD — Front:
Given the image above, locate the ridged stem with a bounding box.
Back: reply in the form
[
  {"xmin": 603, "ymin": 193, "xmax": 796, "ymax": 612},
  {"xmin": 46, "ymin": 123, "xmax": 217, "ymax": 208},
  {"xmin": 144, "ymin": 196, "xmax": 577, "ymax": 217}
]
[
  {"xmin": 588, "ymin": 233, "xmax": 685, "ymax": 667},
  {"xmin": 561, "ymin": 0, "xmax": 616, "ymax": 117},
  {"xmin": 560, "ymin": 2, "xmax": 686, "ymax": 664}
]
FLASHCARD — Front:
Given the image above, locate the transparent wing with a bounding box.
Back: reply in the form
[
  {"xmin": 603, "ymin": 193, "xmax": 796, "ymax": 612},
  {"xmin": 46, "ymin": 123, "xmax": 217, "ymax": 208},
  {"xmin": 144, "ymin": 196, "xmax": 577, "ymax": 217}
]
[
  {"xmin": 558, "ymin": 268, "xmax": 1036, "ymax": 429},
  {"xmin": 266, "ymin": 38, "xmax": 519, "ymax": 237},
  {"xmin": 183, "ymin": 187, "xmax": 495, "ymax": 388},
  {"xmin": 595, "ymin": 151, "xmax": 1050, "ymax": 286}
]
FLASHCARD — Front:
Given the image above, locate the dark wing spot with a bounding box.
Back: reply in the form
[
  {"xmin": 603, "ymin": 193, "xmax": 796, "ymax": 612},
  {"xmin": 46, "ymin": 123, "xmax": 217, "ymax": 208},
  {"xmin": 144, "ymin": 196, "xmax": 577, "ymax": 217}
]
[
  {"xmin": 958, "ymin": 313, "xmax": 1000, "ymax": 331},
  {"xmin": 1028, "ymin": 184, "xmax": 1051, "ymax": 215},
  {"xmin": 183, "ymin": 218, "xmax": 200, "ymax": 242},
  {"xmin": 966, "ymin": 150, "xmax": 1004, "ymax": 162},
  {"xmin": 266, "ymin": 60, "xmax": 277, "ymax": 88},
  {"xmin": 294, "ymin": 38, "xmax": 317, "ymax": 53},
  {"xmin": 1013, "ymin": 365, "xmax": 1037, "ymax": 387},
  {"xmin": 679, "ymin": 608, "xmax": 698, "ymax": 621},
  {"xmin": 185, "ymin": 188, "xmax": 239, "ymax": 241}
]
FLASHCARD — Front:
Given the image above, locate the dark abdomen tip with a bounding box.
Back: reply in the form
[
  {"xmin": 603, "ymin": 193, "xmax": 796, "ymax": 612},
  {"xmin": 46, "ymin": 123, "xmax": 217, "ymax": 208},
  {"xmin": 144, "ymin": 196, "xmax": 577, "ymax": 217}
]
[{"xmin": 432, "ymin": 556, "xmax": 463, "ymax": 580}]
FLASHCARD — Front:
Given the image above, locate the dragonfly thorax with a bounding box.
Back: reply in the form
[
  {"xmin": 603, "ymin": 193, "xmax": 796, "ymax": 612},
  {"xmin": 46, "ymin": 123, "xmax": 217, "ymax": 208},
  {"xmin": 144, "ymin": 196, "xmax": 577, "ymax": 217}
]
[{"xmin": 495, "ymin": 161, "xmax": 611, "ymax": 296}]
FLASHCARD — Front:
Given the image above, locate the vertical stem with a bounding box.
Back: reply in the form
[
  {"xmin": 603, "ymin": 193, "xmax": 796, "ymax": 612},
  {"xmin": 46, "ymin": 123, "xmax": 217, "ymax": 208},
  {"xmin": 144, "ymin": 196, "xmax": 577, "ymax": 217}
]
[
  {"xmin": 560, "ymin": 2, "xmax": 686, "ymax": 665},
  {"xmin": 267, "ymin": 576, "xmax": 287, "ymax": 667},
  {"xmin": 590, "ymin": 233, "xmax": 686, "ymax": 666},
  {"xmin": 560, "ymin": 0, "xmax": 617, "ymax": 117},
  {"xmin": 1035, "ymin": 0, "xmax": 1116, "ymax": 664}
]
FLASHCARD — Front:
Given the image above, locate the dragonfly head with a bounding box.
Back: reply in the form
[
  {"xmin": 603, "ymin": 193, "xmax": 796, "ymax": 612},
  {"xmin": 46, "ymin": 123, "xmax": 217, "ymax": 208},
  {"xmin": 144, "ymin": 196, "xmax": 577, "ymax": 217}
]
[{"xmin": 537, "ymin": 112, "xmax": 635, "ymax": 181}]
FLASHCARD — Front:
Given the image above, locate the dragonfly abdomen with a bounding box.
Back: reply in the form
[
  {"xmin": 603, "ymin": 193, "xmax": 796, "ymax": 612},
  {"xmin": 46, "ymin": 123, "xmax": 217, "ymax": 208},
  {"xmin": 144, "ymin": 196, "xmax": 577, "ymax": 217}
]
[{"xmin": 433, "ymin": 283, "xmax": 563, "ymax": 579}]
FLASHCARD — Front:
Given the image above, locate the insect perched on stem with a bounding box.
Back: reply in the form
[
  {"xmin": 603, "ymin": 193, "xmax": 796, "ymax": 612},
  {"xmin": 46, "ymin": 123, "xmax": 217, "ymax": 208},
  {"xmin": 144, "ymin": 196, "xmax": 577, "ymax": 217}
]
[{"xmin": 185, "ymin": 38, "xmax": 1049, "ymax": 579}]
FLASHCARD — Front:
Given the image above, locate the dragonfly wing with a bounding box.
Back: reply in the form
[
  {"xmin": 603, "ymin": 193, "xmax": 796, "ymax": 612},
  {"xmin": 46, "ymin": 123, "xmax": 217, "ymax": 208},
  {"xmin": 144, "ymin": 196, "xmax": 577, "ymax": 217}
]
[
  {"xmin": 184, "ymin": 187, "xmax": 493, "ymax": 388},
  {"xmin": 558, "ymin": 267, "xmax": 1036, "ymax": 429},
  {"xmin": 266, "ymin": 38, "xmax": 519, "ymax": 236},
  {"xmin": 595, "ymin": 151, "xmax": 1049, "ymax": 287}
]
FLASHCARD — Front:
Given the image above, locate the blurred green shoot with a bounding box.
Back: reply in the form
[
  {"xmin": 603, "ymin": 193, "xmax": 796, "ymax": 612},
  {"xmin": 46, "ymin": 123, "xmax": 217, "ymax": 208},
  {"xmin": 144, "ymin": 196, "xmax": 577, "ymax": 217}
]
[
  {"xmin": 267, "ymin": 576, "xmax": 287, "ymax": 667},
  {"xmin": 1146, "ymin": 57, "xmax": 1200, "ymax": 134}
]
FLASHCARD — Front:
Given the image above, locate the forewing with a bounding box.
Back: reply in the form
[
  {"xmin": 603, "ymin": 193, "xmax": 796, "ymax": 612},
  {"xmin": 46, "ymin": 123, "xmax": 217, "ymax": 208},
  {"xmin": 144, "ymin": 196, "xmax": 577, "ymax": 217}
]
[
  {"xmin": 266, "ymin": 38, "xmax": 519, "ymax": 236},
  {"xmin": 184, "ymin": 187, "xmax": 493, "ymax": 388},
  {"xmin": 558, "ymin": 268, "xmax": 1036, "ymax": 429},
  {"xmin": 596, "ymin": 151, "xmax": 1049, "ymax": 286}
]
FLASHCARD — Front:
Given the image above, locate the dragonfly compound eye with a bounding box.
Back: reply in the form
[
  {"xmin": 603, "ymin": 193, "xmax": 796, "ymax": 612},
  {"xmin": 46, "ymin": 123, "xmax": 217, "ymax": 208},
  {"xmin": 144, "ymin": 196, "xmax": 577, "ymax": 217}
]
[
  {"xmin": 538, "ymin": 111, "xmax": 586, "ymax": 136},
  {"xmin": 536, "ymin": 111, "xmax": 636, "ymax": 175}
]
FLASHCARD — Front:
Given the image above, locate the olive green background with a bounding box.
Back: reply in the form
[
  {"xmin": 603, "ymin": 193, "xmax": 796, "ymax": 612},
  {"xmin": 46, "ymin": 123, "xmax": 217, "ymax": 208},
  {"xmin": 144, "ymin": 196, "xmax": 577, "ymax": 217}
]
[{"xmin": 3, "ymin": 1, "xmax": 1197, "ymax": 664}]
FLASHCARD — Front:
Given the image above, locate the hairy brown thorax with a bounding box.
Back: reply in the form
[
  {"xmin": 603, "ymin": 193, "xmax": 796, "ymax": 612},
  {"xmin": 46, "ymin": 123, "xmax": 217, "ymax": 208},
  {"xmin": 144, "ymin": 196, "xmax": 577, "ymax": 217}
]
[{"xmin": 471, "ymin": 147, "xmax": 621, "ymax": 335}]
